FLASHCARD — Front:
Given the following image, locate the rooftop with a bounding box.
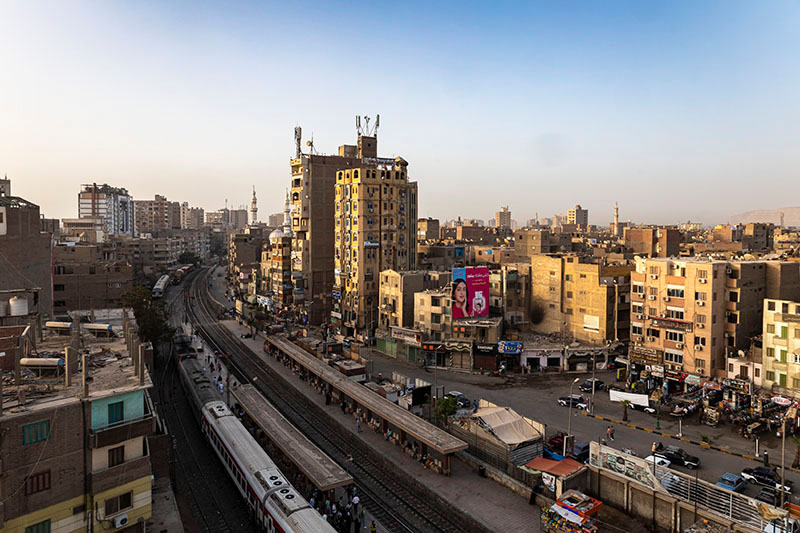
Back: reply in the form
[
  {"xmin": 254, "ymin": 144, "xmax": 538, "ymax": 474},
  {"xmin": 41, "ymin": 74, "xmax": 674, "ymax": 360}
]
[{"xmin": 0, "ymin": 195, "xmax": 38, "ymax": 209}]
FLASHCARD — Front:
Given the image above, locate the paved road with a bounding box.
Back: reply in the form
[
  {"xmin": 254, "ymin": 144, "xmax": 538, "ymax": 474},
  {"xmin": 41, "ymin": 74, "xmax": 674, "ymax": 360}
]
[{"xmin": 366, "ymin": 349, "xmax": 800, "ymax": 504}]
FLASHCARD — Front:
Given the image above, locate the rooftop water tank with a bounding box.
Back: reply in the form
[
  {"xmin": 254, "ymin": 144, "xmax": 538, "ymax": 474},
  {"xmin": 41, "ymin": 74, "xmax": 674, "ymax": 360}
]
[{"xmin": 9, "ymin": 296, "xmax": 28, "ymax": 316}]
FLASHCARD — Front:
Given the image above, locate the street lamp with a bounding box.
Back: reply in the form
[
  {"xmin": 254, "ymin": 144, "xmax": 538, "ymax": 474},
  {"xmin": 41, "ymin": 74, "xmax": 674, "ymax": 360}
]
[{"xmin": 564, "ymin": 377, "xmax": 580, "ymax": 456}]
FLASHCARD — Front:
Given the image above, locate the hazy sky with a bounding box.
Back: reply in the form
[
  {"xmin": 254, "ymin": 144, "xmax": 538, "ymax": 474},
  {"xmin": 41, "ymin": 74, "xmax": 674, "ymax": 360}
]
[{"xmin": 2, "ymin": 1, "xmax": 799, "ymax": 225}]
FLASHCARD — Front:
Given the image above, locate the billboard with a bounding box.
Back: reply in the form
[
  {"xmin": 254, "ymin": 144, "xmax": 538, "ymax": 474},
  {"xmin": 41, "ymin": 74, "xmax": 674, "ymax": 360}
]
[{"xmin": 452, "ymin": 266, "xmax": 490, "ymax": 319}]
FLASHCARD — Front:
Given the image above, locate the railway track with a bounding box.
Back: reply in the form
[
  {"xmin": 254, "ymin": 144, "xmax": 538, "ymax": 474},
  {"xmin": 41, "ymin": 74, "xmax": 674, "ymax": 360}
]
[
  {"xmin": 186, "ymin": 267, "xmax": 490, "ymax": 533},
  {"xmin": 155, "ymin": 281, "xmax": 251, "ymax": 532}
]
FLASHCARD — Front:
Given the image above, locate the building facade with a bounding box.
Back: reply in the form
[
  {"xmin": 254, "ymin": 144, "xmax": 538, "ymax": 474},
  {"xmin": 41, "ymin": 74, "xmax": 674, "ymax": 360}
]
[
  {"xmin": 133, "ymin": 195, "xmax": 181, "ymax": 235},
  {"xmin": 760, "ymin": 299, "xmax": 800, "ymax": 396},
  {"xmin": 624, "ymin": 226, "xmax": 680, "ymax": 258},
  {"xmin": 567, "ymin": 204, "xmax": 589, "ymax": 228},
  {"xmin": 495, "ymin": 207, "xmax": 512, "ymax": 230},
  {"xmin": 78, "ymin": 184, "xmax": 135, "ymax": 236},
  {"xmin": 417, "ymin": 217, "xmax": 440, "ymax": 241},
  {"xmin": 378, "ymin": 270, "xmax": 451, "ymax": 331},
  {"xmin": 53, "ymin": 244, "xmax": 133, "ymax": 314}
]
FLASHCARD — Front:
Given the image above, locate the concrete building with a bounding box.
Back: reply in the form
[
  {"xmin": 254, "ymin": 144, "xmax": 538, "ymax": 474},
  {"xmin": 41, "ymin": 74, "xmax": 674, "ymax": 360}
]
[
  {"xmin": 514, "ymin": 228, "xmax": 574, "ymax": 259},
  {"xmin": 267, "ymin": 212, "xmax": 283, "ymax": 227},
  {"xmin": 624, "ymin": 226, "xmax": 680, "ymax": 258},
  {"xmin": 567, "ymin": 205, "xmax": 589, "ymax": 229},
  {"xmin": 206, "ymin": 209, "xmax": 227, "ymax": 226},
  {"xmin": 417, "ymin": 217, "xmax": 440, "ymax": 241},
  {"xmin": 228, "ymin": 231, "xmax": 264, "ymax": 294},
  {"xmin": 0, "ymin": 312, "xmax": 160, "ymax": 533},
  {"xmin": 62, "ymin": 217, "xmax": 106, "ymax": 243},
  {"xmin": 332, "ymin": 155, "xmax": 418, "ymax": 338},
  {"xmin": 495, "ymin": 206, "xmax": 512, "ymax": 230},
  {"xmin": 53, "ymin": 243, "xmax": 133, "ymax": 314},
  {"xmin": 134, "ymin": 195, "xmax": 181, "ymax": 235},
  {"xmin": 78, "ymin": 183, "xmax": 135, "ymax": 236},
  {"xmin": 378, "ymin": 270, "xmax": 451, "ymax": 330},
  {"xmin": 489, "ymin": 263, "xmax": 531, "ymax": 329},
  {"xmin": 414, "ymin": 287, "xmax": 452, "ymax": 342},
  {"xmin": 743, "ymin": 223, "xmax": 775, "ymax": 251},
  {"xmin": 0, "ymin": 183, "xmax": 53, "ymax": 318},
  {"xmin": 416, "ymin": 243, "xmax": 466, "ymax": 271},
  {"xmin": 230, "ymin": 208, "xmax": 248, "ymax": 229},
  {"xmin": 265, "ymin": 192, "xmax": 294, "ymax": 309},
  {"xmin": 761, "ymin": 299, "xmax": 800, "ymax": 396},
  {"xmin": 180, "ymin": 202, "xmax": 205, "ymax": 230},
  {"xmin": 530, "ymin": 255, "xmax": 633, "ymax": 344}
]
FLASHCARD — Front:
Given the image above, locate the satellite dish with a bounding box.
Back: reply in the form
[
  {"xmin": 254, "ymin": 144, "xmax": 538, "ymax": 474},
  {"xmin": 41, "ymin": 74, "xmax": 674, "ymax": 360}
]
[
  {"xmin": 738, "ymin": 350, "xmax": 745, "ymax": 357},
  {"xmin": 306, "ymin": 141, "xmax": 312, "ymax": 146}
]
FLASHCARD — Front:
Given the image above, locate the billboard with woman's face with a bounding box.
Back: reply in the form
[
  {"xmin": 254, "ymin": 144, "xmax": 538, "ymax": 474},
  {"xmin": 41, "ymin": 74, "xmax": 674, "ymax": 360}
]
[{"xmin": 452, "ymin": 266, "xmax": 490, "ymax": 319}]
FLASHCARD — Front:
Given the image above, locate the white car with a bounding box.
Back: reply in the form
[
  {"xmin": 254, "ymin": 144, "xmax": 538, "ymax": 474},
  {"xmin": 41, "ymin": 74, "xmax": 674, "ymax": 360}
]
[{"xmin": 644, "ymin": 455, "xmax": 671, "ymax": 468}]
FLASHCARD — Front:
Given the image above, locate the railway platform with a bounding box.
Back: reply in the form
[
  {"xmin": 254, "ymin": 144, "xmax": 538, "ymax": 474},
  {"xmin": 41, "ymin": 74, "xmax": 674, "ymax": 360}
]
[{"xmin": 224, "ymin": 319, "xmax": 540, "ymax": 532}]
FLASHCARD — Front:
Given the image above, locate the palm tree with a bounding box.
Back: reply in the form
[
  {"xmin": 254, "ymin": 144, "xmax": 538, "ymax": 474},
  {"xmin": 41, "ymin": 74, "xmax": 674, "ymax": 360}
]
[
  {"xmin": 792, "ymin": 435, "xmax": 800, "ymax": 469},
  {"xmin": 621, "ymin": 400, "xmax": 631, "ymax": 422}
]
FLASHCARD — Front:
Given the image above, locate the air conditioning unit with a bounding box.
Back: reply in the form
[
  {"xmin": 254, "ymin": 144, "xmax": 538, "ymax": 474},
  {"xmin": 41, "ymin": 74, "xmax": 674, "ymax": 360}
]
[
  {"xmin": 696, "ymin": 323, "xmax": 705, "ymax": 329},
  {"xmin": 648, "ymin": 295, "xmax": 656, "ymax": 300},
  {"xmin": 659, "ymin": 312, "xmax": 666, "ymax": 318},
  {"xmin": 635, "ymin": 335, "xmax": 644, "ymax": 342},
  {"xmin": 663, "ymin": 296, "xmax": 670, "ymax": 301},
  {"xmin": 651, "ymin": 274, "xmax": 658, "ymax": 279},
  {"xmin": 696, "ymin": 301, "xmax": 705, "ymax": 306},
  {"xmin": 676, "ymin": 342, "xmax": 684, "ymax": 349},
  {"xmin": 694, "ymin": 345, "xmax": 703, "ymax": 351},
  {"xmin": 636, "ymin": 314, "xmax": 644, "ymax": 320},
  {"xmin": 726, "ymin": 268, "xmax": 733, "ymax": 275},
  {"xmin": 647, "ymin": 336, "xmax": 656, "ymax": 342},
  {"xmin": 698, "ymin": 278, "xmax": 707, "ymax": 284},
  {"xmin": 113, "ymin": 514, "xmax": 129, "ymax": 529}
]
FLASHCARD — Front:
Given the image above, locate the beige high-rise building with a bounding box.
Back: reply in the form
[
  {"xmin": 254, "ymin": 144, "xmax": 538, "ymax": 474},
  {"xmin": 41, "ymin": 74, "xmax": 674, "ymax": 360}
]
[
  {"xmin": 133, "ymin": 195, "xmax": 180, "ymax": 235},
  {"xmin": 760, "ymin": 298, "xmax": 800, "ymax": 396},
  {"xmin": 332, "ymin": 155, "xmax": 418, "ymax": 338},
  {"xmin": 567, "ymin": 204, "xmax": 589, "ymax": 228},
  {"xmin": 495, "ymin": 206, "xmax": 511, "ymax": 229}
]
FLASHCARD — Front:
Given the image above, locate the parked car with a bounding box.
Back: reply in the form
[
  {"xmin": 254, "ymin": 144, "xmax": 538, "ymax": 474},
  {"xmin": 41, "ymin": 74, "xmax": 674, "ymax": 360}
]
[
  {"xmin": 742, "ymin": 466, "xmax": 793, "ymax": 493},
  {"xmin": 631, "ymin": 402, "xmax": 657, "ymax": 415},
  {"xmin": 579, "ymin": 379, "xmax": 605, "ymax": 393},
  {"xmin": 446, "ymin": 391, "xmax": 471, "ymax": 408},
  {"xmin": 756, "ymin": 487, "xmax": 778, "ymax": 505},
  {"xmin": 653, "ymin": 444, "xmax": 700, "ymax": 469},
  {"xmin": 558, "ymin": 395, "xmax": 588, "ymax": 410},
  {"xmin": 764, "ymin": 517, "xmax": 800, "ymax": 533},
  {"xmin": 644, "ymin": 455, "xmax": 671, "ymax": 468},
  {"xmin": 716, "ymin": 473, "xmax": 746, "ymax": 492}
]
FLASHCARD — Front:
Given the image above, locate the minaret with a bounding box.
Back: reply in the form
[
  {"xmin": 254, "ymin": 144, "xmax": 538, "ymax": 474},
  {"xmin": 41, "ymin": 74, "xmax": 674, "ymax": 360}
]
[
  {"xmin": 283, "ymin": 189, "xmax": 293, "ymax": 238},
  {"xmin": 250, "ymin": 186, "xmax": 258, "ymax": 224},
  {"xmin": 613, "ymin": 202, "xmax": 619, "ymax": 236}
]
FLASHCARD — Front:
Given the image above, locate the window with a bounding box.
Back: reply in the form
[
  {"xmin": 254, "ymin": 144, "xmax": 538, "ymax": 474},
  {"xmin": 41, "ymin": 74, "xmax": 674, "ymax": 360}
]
[
  {"xmin": 795, "ymin": 329, "xmax": 800, "ymax": 339},
  {"xmin": 794, "ymin": 354, "xmax": 800, "ymax": 365},
  {"xmin": 783, "ymin": 303, "xmax": 790, "ymax": 313},
  {"xmin": 767, "ymin": 347, "xmax": 775, "ymax": 358},
  {"xmin": 664, "ymin": 352, "xmax": 683, "ymax": 364},
  {"xmin": 566, "ymin": 291, "xmax": 573, "ymax": 298},
  {"xmin": 767, "ymin": 324, "xmax": 776, "ymax": 334},
  {"xmin": 25, "ymin": 470, "xmax": 51, "ymax": 495},
  {"xmin": 646, "ymin": 328, "xmax": 660, "ymax": 338},
  {"xmin": 695, "ymin": 359, "xmax": 706, "ymax": 369},
  {"xmin": 25, "ymin": 521, "xmax": 50, "ymax": 533},
  {"xmin": 780, "ymin": 325, "xmax": 789, "ymax": 339},
  {"xmin": 108, "ymin": 401, "xmax": 124, "ymax": 425},
  {"xmin": 53, "ymin": 284, "xmax": 65, "ymax": 292},
  {"xmin": 695, "ymin": 336, "xmax": 706, "ymax": 346},
  {"xmin": 697, "ymin": 270, "xmax": 708, "ymax": 279},
  {"xmin": 793, "ymin": 378, "xmax": 800, "ymax": 389},
  {"xmin": 667, "ymin": 287, "xmax": 685, "ymax": 298},
  {"xmin": 632, "ymin": 325, "xmax": 643, "ymax": 336},
  {"xmin": 766, "ymin": 370, "xmax": 775, "ymax": 381},
  {"xmin": 665, "ymin": 330, "xmax": 684, "ymax": 343},
  {"xmin": 727, "ymin": 312, "xmax": 737, "ymax": 324},
  {"xmin": 632, "ymin": 304, "xmax": 643, "ymax": 314},
  {"xmin": 779, "ymin": 348, "xmax": 788, "ymax": 363},
  {"xmin": 23, "ymin": 420, "xmax": 50, "ymax": 445},
  {"xmin": 649, "ymin": 287, "xmax": 658, "ymax": 297},
  {"xmin": 666, "ymin": 308, "xmax": 684, "ymax": 320},
  {"xmin": 768, "ymin": 301, "xmax": 776, "ymax": 311},
  {"xmin": 779, "ymin": 373, "xmax": 787, "ymax": 387},
  {"xmin": 108, "ymin": 445, "xmax": 125, "ymax": 468},
  {"xmin": 632, "ymin": 284, "xmax": 644, "ymax": 294},
  {"xmin": 565, "ymin": 274, "xmax": 573, "ymax": 281},
  {"xmin": 729, "ymin": 291, "xmax": 738, "ymax": 303},
  {"xmin": 755, "ymin": 368, "xmax": 761, "ymax": 378},
  {"xmin": 105, "ymin": 491, "xmax": 132, "ymax": 516},
  {"xmin": 696, "ymin": 314, "xmax": 707, "ymax": 324},
  {"xmin": 695, "ymin": 292, "xmax": 706, "ymax": 301}
]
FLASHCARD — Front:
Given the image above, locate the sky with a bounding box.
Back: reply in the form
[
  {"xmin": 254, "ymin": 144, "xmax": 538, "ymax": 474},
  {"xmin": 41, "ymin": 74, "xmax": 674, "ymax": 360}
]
[{"xmin": 1, "ymin": 1, "xmax": 799, "ymax": 226}]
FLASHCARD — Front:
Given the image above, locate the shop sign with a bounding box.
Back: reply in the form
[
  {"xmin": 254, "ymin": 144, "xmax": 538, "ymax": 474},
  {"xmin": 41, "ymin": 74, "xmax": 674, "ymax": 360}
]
[
  {"xmin": 497, "ymin": 341, "xmax": 523, "ymax": 355},
  {"xmin": 702, "ymin": 380, "xmax": 721, "ymax": 390},
  {"xmin": 391, "ymin": 327, "xmax": 421, "ymax": 347},
  {"xmin": 780, "ymin": 314, "xmax": 800, "ymax": 323},
  {"xmin": 422, "ymin": 342, "xmax": 444, "ymax": 352},
  {"xmin": 332, "ymin": 289, "xmax": 341, "ymax": 300},
  {"xmin": 649, "ymin": 317, "xmax": 693, "ymax": 332},
  {"xmin": 684, "ymin": 374, "xmax": 702, "ymax": 385},
  {"xmin": 630, "ymin": 346, "xmax": 662, "ymax": 364},
  {"xmin": 256, "ymin": 295, "xmax": 271, "ymax": 307},
  {"xmin": 330, "ymin": 311, "xmax": 342, "ymax": 319},
  {"xmin": 647, "ymin": 365, "xmax": 664, "ymax": 378},
  {"xmin": 723, "ymin": 378, "xmax": 751, "ymax": 394},
  {"xmin": 475, "ymin": 343, "xmax": 497, "ymax": 353},
  {"xmin": 665, "ymin": 370, "xmax": 683, "ymax": 382}
]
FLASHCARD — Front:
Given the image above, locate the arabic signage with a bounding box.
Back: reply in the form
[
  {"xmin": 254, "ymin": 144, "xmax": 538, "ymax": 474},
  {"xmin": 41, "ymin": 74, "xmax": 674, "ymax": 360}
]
[
  {"xmin": 498, "ymin": 341, "xmax": 523, "ymax": 354},
  {"xmin": 589, "ymin": 442, "xmax": 667, "ymax": 493},
  {"xmin": 475, "ymin": 343, "xmax": 497, "ymax": 353},
  {"xmin": 664, "ymin": 370, "xmax": 683, "ymax": 382},
  {"xmin": 630, "ymin": 346, "xmax": 662, "ymax": 364},
  {"xmin": 646, "ymin": 364, "xmax": 664, "ymax": 378},
  {"xmin": 702, "ymin": 380, "xmax": 721, "ymax": 390},
  {"xmin": 649, "ymin": 317, "xmax": 693, "ymax": 332},
  {"xmin": 391, "ymin": 327, "xmax": 421, "ymax": 347},
  {"xmin": 723, "ymin": 378, "xmax": 751, "ymax": 394},
  {"xmin": 684, "ymin": 374, "xmax": 702, "ymax": 385}
]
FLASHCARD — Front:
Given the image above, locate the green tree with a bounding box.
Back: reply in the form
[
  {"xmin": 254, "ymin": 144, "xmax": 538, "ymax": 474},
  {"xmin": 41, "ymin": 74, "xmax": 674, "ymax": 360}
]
[
  {"xmin": 178, "ymin": 251, "xmax": 200, "ymax": 265},
  {"xmin": 121, "ymin": 286, "xmax": 174, "ymax": 345},
  {"xmin": 434, "ymin": 397, "xmax": 459, "ymax": 423},
  {"xmin": 621, "ymin": 399, "xmax": 631, "ymax": 422}
]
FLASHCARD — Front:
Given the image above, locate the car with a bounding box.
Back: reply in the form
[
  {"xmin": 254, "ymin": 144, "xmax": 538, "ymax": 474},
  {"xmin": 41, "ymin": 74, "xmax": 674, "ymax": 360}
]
[
  {"xmin": 742, "ymin": 467, "xmax": 793, "ymax": 493},
  {"xmin": 446, "ymin": 391, "xmax": 471, "ymax": 408},
  {"xmin": 644, "ymin": 455, "xmax": 671, "ymax": 468},
  {"xmin": 653, "ymin": 444, "xmax": 700, "ymax": 469},
  {"xmin": 631, "ymin": 402, "xmax": 657, "ymax": 415},
  {"xmin": 558, "ymin": 395, "xmax": 588, "ymax": 410},
  {"xmin": 579, "ymin": 379, "xmax": 605, "ymax": 393},
  {"xmin": 756, "ymin": 487, "xmax": 778, "ymax": 505},
  {"xmin": 716, "ymin": 473, "xmax": 746, "ymax": 492},
  {"xmin": 764, "ymin": 517, "xmax": 800, "ymax": 533}
]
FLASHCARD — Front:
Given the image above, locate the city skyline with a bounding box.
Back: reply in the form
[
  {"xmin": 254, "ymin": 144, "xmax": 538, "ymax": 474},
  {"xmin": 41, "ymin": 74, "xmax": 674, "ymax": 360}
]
[{"xmin": 2, "ymin": 1, "xmax": 800, "ymax": 223}]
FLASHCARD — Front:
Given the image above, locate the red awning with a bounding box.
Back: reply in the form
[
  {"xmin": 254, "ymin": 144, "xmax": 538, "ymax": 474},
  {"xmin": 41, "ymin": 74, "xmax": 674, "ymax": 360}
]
[{"xmin": 523, "ymin": 457, "xmax": 584, "ymax": 478}]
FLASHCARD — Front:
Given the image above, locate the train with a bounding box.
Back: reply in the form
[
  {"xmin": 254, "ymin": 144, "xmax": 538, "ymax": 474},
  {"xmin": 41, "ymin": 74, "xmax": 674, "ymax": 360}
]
[
  {"xmin": 177, "ymin": 356, "xmax": 335, "ymax": 532},
  {"xmin": 172, "ymin": 264, "xmax": 196, "ymax": 285},
  {"xmin": 152, "ymin": 275, "xmax": 170, "ymax": 298}
]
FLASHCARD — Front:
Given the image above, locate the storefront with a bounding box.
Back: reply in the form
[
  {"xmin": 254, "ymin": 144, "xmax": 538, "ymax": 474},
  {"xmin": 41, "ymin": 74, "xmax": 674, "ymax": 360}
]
[
  {"xmin": 497, "ymin": 341, "xmax": 522, "ymax": 370},
  {"xmin": 474, "ymin": 343, "xmax": 498, "ymax": 371},
  {"xmin": 521, "ymin": 349, "xmax": 564, "ymax": 370},
  {"xmin": 722, "ymin": 377, "xmax": 752, "ymax": 409},
  {"xmin": 421, "ymin": 342, "xmax": 447, "ymax": 367},
  {"xmin": 629, "ymin": 346, "xmax": 663, "ymax": 389}
]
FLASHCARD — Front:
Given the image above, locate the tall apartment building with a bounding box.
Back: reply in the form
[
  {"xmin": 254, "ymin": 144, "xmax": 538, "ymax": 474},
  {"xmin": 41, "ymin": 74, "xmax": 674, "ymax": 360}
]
[
  {"xmin": 332, "ymin": 155, "xmax": 418, "ymax": 338},
  {"xmin": 530, "ymin": 255, "xmax": 632, "ymax": 344},
  {"xmin": 267, "ymin": 212, "xmax": 283, "ymax": 227},
  {"xmin": 378, "ymin": 270, "xmax": 451, "ymax": 330},
  {"xmin": 628, "ymin": 258, "xmax": 796, "ymax": 381},
  {"xmin": 743, "ymin": 223, "xmax": 775, "ymax": 251},
  {"xmin": 567, "ymin": 204, "xmax": 589, "ymax": 228},
  {"xmin": 0, "ymin": 315, "xmax": 158, "ymax": 532},
  {"xmin": 414, "ymin": 286, "xmax": 452, "ymax": 342},
  {"xmin": 417, "ymin": 217, "xmax": 440, "ymax": 241},
  {"xmin": 180, "ymin": 202, "xmax": 205, "ymax": 230},
  {"xmin": 624, "ymin": 226, "xmax": 680, "ymax": 257},
  {"xmin": 495, "ymin": 206, "xmax": 512, "ymax": 230},
  {"xmin": 265, "ymin": 193, "xmax": 294, "ymax": 308},
  {"xmin": 760, "ymin": 298, "xmax": 800, "ymax": 396},
  {"xmin": 133, "ymin": 195, "xmax": 181, "ymax": 235},
  {"xmin": 514, "ymin": 228, "xmax": 573, "ymax": 258},
  {"xmin": 78, "ymin": 183, "xmax": 135, "ymax": 236},
  {"xmin": 230, "ymin": 208, "xmax": 248, "ymax": 229}
]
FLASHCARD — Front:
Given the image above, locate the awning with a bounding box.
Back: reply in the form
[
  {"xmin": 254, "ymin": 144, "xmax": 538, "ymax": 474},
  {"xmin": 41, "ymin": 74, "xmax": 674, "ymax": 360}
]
[{"xmin": 522, "ymin": 457, "xmax": 584, "ymax": 478}]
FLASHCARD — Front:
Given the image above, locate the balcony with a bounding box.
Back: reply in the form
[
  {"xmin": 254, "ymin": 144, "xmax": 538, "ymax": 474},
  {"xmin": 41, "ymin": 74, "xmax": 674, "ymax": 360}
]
[
  {"xmin": 90, "ymin": 454, "xmax": 151, "ymax": 494},
  {"xmin": 90, "ymin": 413, "xmax": 155, "ymax": 449}
]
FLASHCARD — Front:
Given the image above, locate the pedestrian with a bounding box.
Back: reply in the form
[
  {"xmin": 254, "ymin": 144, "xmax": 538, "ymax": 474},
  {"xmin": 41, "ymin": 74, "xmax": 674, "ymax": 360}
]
[
  {"xmin": 611, "ymin": 426, "xmax": 615, "ymax": 441},
  {"xmin": 369, "ymin": 520, "xmax": 377, "ymax": 533},
  {"xmin": 764, "ymin": 449, "xmax": 770, "ymax": 467},
  {"xmin": 352, "ymin": 494, "xmax": 359, "ymax": 513},
  {"xmin": 356, "ymin": 418, "xmax": 361, "ymax": 433},
  {"xmin": 213, "ymin": 375, "xmax": 218, "ymax": 388},
  {"xmin": 358, "ymin": 508, "xmax": 365, "ymax": 530},
  {"xmin": 219, "ymin": 381, "xmax": 224, "ymax": 395},
  {"xmin": 606, "ymin": 426, "xmax": 612, "ymax": 440}
]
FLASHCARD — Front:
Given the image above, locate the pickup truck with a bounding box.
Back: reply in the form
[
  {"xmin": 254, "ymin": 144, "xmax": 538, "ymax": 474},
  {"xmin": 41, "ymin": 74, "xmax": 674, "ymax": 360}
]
[
  {"xmin": 742, "ymin": 466, "xmax": 793, "ymax": 493},
  {"xmin": 653, "ymin": 444, "xmax": 700, "ymax": 469}
]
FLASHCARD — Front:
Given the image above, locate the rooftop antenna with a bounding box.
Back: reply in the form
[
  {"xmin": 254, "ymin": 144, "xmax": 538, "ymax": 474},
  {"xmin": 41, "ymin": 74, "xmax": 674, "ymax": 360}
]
[
  {"xmin": 356, "ymin": 115, "xmax": 362, "ymax": 136},
  {"xmin": 306, "ymin": 133, "xmax": 317, "ymax": 155},
  {"xmin": 294, "ymin": 126, "xmax": 302, "ymax": 158},
  {"xmin": 374, "ymin": 114, "xmax": 380, "ymax": 137}
]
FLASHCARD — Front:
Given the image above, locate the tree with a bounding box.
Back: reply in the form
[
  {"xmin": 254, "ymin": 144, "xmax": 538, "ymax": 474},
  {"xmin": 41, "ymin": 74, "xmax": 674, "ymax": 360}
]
[
  {"xmin": 434, "ymin": 397, "xmax": 459, "ymax": 423},
  {"xmin": 621, "ymin": 399, "xmax": 631, "ymax": 422},
  {"xmin": 121, "ymin": 286, "xmax": 174, "ymax": 345},
  {"xmin": 178, "ymin": 251, "xmax": 200, "ymax": 265}
]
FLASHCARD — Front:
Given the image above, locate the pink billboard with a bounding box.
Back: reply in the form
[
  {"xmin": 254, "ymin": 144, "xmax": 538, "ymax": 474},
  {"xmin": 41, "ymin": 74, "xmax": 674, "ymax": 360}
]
[{"xmin": 452, "ymin": 266, "xmax": 490, "ymax": 319}]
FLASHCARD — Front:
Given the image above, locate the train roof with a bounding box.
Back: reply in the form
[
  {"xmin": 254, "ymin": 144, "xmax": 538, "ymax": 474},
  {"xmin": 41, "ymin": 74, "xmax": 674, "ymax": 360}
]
[{"xmin": 179, "ymin": 358, "xmax": 221, "ymax": 405}]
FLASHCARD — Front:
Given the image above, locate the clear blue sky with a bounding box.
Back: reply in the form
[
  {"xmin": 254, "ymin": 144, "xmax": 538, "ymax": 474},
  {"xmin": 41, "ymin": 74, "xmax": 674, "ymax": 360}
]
[{"xmin": 1, "ymin": 1, "xmax": 799, "ymax": 225}]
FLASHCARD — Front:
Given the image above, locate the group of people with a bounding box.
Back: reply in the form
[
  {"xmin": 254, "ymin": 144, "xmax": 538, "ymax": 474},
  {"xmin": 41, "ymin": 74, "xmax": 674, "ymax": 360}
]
[
  {"xmin": 204, "ymin": 354, "xmax": 232, "ymax": 395},
  {"xmin": 309, "ymin": 486, "xmax": 376, "ymax": 532}
]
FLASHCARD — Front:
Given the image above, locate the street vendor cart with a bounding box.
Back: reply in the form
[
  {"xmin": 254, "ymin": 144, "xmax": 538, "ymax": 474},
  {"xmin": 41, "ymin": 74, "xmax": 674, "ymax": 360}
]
[{"xmin": 540, "ymin": 490, "xmax": 602, "ymax": 533}]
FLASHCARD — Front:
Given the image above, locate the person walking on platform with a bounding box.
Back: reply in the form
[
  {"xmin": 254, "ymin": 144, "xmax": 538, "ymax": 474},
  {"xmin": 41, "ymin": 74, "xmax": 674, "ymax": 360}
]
[
  {"xmin": 356, "ymin": 418, "xmax": 361, "ymax": 433},
  {"xmin": 369, "ymin": 520, "xmax": 377, "ymax": 533}
]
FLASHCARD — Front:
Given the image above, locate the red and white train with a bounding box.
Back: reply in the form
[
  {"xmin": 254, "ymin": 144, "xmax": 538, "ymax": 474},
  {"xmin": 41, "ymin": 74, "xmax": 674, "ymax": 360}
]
[{"xmin": 178, "ymin": 357, "xmax": 335, "ymax": 532}]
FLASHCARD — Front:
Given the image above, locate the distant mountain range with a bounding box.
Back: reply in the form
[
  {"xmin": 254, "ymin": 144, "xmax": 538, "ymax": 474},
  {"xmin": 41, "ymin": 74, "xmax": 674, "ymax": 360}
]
[{"xmin": 728, "ymin": 207, "xmax": 800, "ymax": 226}]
